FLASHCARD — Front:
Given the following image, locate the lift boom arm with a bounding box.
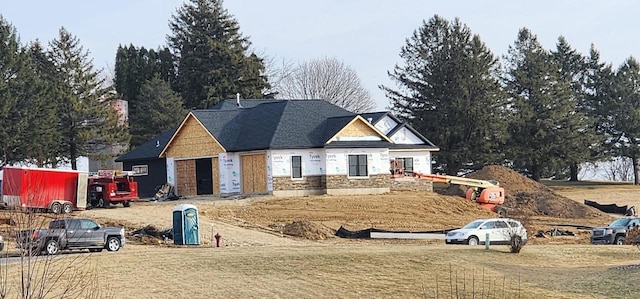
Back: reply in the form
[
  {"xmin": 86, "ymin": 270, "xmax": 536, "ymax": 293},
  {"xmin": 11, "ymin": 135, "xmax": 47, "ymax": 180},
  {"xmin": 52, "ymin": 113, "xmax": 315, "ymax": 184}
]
[{"xmin": 411, "ymin": 173, "xmax": 499, "ymax": 189}]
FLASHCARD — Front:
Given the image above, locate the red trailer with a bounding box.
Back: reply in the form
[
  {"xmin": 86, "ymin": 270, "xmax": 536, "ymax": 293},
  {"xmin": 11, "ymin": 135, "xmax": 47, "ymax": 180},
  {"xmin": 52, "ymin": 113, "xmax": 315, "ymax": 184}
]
[{"xmin": 1, "ymin": 167, "xmax": 88, "ymax": 214}]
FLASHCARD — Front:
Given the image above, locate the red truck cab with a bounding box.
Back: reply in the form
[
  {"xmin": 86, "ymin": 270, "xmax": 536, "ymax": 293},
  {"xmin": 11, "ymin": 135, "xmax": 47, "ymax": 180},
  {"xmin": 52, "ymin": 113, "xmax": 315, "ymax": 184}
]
[{"xmin": 88, "ymin": 170, "xmax": 139, "ymax": 208}]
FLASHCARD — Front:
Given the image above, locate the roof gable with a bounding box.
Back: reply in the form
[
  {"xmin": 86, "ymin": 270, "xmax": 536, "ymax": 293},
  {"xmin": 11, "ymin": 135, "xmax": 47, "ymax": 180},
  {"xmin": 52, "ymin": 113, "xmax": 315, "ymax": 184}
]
[
  {"xmin": 160, "ymin": 112, "xmax": 226, "ymax": 158},
  {"xmin": 388, "ymin": 123, "xmax": 437, "ymax": 147},
  {"xmin": 326, "ymin": 115, "xmax": 392, "ymax": 143},
  {"xmin": 390, "ymin": 126, "xmax": 425, "ymax": 144},
  {"xmin": 360, "ymin": 112, "xmax": 389, "ymax": 124}
]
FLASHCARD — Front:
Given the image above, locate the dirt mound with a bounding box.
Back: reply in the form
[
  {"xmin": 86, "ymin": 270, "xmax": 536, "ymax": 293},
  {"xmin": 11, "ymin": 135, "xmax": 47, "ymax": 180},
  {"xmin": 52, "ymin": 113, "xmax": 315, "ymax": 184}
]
[
  {"xmin": 450, "ymin": 165, "xmax": 606, "ymax": 218},
  {"xmin": 94, "ymin": 218, "xmax": 140, "ymax": 231},
  {"xmin": 281, "ymin": 220, "xmax": 335, "ymax": 240},
  {"xmin": 466, "ymin": 165, "xmax": 552, "ymax": 195}
]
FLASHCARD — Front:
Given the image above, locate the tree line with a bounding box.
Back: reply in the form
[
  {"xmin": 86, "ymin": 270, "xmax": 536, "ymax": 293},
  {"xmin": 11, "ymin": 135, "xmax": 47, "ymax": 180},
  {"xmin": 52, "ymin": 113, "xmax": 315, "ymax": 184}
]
[
  {"xmin": 0, "ymin": 0, "xmax": 373, "ymax": 170},
  {"xmin": 383, "ymin": 15, "xmax": 640, "ymax": 183},
  {"xmin": 115, "ymin": 0, "xmax": 375, "ymax": 149},
  {"xmin": 0, "ymin": 17, "xmax": 126, "ymax": 170}
]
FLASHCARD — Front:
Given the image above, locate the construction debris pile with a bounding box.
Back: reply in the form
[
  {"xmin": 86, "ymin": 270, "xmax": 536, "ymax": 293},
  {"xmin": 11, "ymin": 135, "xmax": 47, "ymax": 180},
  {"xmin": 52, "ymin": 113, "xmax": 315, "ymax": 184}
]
[
  {"xmin": 128, "ymin": 225, "xmax": 173, "ymax": 245},
  {"xmin": 452, "ymin": 165, "xmax": 607, "ymax": 218},
  {"xmin": 534, "ymin": 228, "xmax": 575, "ymax": 238},
  {"xmin": 152, "ymin": 184, "xmax": 180, "ymax": 202}
]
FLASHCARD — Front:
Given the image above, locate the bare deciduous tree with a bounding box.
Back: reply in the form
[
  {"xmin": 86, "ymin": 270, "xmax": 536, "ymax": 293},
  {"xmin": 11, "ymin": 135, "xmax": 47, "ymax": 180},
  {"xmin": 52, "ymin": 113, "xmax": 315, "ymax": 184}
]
[
  {"xmin": 262, "ymin": 55, "xmax": 295, "ymax": 98},
  {"xmin": 275, "ymin": 57, "xmax": 376, "ymax": 113},
  {"xmin": 0, "ymin": 174, "xmax": 114, "ymax": 299},
  {"xmin": 603, "ymin": 157, "xmax": 633, "ymax": 182}
]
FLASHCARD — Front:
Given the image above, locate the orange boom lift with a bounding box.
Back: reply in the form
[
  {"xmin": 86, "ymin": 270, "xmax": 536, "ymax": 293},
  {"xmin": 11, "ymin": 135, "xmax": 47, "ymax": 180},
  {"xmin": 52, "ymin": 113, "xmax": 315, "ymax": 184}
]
[{"xmin": 391, "ymin": 159, "xmax": 506, "ymax": 216}]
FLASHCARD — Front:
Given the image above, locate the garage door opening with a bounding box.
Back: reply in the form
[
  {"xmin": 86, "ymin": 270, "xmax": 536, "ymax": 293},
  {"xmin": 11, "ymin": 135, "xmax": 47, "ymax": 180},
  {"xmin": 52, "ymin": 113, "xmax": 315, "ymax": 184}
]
[{"xmin": 195, "ymin": 158, "xmax": 213, "ymax": 195}]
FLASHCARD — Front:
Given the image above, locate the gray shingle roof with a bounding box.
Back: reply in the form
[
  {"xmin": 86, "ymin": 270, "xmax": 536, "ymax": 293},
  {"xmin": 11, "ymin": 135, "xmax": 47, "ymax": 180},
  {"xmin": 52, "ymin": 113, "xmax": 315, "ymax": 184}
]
[
  {"xmin": 200, "ymin": 99, "xmax": 355, "ymax": 151},
  {"xmin": 117, "ymin": 99, "xmax": 438, "ymax": 161},
  {"xmin": 115, "ymin": 127, "xmax": 178, "ymax": 162},
  {"xmin": 210, "ymin": 99, "xmax": 282, "ymax": 110}
]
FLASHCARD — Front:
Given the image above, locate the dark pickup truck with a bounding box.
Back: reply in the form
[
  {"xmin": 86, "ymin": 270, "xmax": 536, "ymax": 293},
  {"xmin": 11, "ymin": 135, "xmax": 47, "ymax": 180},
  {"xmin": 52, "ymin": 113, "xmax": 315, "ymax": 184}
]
[
  {"xmin": 591, "ymin": 217, "xmax": 640, "ymax": 245},
  {"xmin": 17, "ymin": 218, "xmax": 125, "ymax": 255}
]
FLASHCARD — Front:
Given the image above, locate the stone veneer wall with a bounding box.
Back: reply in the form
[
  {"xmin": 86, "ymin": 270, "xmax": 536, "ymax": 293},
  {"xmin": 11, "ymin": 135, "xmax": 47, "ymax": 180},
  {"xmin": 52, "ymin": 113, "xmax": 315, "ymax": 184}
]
[
  {"xmin": 271, "ymin": 175, "xmax": 325, "ymax": 196},
  {"xmin": 273, "ymin": 176, "xmax": 325, "ymax": 191},
  {"xmin": 390, "ymin": 177, "xmax": 433, "ymax": 192},
  {"xmin": 325, "ymin": 174, "xmax": 390, "ymax": 195},
  {"xmin": 271, "ymin": 174, "xmax": 392, "ymax": 196}
]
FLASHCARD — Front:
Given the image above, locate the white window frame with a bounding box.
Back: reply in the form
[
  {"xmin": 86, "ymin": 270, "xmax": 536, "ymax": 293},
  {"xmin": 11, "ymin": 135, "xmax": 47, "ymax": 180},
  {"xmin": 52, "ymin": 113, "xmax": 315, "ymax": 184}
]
[
  {"xmin": 291, "ymin": 155, "xmax": 303, "ymax": 180},
  {"xmin": 348, "ymin": 154, "xmax": 369, "ymax": 178},
  {"xmin": 132, "ymin": 165, "xmax": 149, "ymax": 176}
]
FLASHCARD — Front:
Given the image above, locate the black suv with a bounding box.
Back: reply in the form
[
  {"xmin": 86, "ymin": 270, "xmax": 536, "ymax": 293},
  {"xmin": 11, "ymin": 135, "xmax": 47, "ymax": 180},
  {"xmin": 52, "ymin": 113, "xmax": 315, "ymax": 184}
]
[{"xmin": 591, "ymin": 217, "xmax": 640, "ymax": 245}]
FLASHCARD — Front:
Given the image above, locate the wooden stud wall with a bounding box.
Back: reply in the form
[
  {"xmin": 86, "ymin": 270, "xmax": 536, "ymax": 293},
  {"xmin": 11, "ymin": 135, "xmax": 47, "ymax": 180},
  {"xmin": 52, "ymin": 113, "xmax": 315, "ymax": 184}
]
[{"xmin": 165, "ymin": 115, "xmax": 225, "ymax": 159}]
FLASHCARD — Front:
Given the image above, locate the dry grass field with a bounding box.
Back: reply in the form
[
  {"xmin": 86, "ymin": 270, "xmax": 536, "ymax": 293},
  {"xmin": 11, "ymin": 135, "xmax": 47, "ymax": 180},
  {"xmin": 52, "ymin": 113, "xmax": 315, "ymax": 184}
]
[
  {"xmin": 6, "ymin": 242, "xmax": 639, "ymax": 299},
  {"xmin": 2, "ymin": 179, "xmax": 640, "ymax": 298},
  {"xmin": 549, "ymin": 180, "xmax": 640, "ymax": 209}
]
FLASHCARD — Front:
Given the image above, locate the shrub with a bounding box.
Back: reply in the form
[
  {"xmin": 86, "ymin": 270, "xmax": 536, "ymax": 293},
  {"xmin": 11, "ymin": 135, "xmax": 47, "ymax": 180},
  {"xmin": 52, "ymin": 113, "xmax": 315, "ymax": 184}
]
[{"xmin": 509, "ymin": 234, "xmax": 525, "ymax": 253}]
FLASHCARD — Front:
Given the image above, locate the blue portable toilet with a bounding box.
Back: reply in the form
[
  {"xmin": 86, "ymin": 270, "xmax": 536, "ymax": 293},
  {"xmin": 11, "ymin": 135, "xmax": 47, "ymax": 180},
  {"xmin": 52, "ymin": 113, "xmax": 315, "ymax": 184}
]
[{"xmin": 173, "ymin": 204, "xmax": 200, "ymax": 245}]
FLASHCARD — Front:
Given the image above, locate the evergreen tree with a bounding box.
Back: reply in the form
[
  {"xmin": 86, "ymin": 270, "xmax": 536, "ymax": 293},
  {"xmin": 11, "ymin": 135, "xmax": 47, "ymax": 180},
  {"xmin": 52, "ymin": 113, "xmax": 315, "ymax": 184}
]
[
  {"xmin": 0, "ymin": 20, "xmax": 63, "ymax": 168},
  {"xmin": 550, "ymin": 36, "xmax": 597, "ymax": 181},
  {"xmin": 0, "ymin": 17, "xmax": 30, "ymax": 167},
  {"xmin": 168, "ymin": 0, "xmax": 270, "ymax": 109},
  {"xmin": 114, "ymin": 44, "xmax": 175, "ymax": 147},
  {"xmin": 382, "ymin": 15, "xmax": 507, "ymax": 175},
  {"xmin": 49, "ymin": 27, "xmax": 128, "ymax": 170},
  {"xmin": 114, "ymin": 45, "xmax": 175, "ymax": 104},
  {"xmin": 584, "ymin": 46, "xmax": 615, "ymax": 161},
  {"xmin": 22, "ymin": 41, "xmax": 62, "ymax": 167},
  {"xmin": 130, "ymin": 77, "xmax": 187, "ymax": 146},
  {"xmin": 503, "ymin": 28, "xmax": 582, "ymax": 181},
  {"xmin": 601, "ymin": 57, "xmax": 640, "ymax": 184}
]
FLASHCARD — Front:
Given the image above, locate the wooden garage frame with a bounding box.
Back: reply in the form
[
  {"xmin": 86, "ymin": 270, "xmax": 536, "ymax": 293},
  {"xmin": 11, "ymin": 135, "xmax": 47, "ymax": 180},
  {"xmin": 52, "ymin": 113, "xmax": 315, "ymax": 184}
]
[{"xmin": 160, "ymin": 113, "xmax": 226, "ymax": 197}]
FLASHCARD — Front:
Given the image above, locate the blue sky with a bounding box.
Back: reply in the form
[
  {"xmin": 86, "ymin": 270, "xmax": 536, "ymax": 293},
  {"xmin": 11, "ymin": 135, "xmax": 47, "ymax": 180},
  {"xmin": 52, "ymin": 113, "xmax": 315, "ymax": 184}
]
[{"xmin": 2, "ymin": 0, "xmax": 639, "ymax": 111}]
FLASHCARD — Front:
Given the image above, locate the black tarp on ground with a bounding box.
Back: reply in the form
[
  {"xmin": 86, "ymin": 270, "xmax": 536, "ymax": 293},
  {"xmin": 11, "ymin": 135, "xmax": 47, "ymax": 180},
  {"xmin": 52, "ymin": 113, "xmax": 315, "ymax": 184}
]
[
  {"xmin": 584, "ymin": 199, "xmax": 628, "ymax": 215},
  {"xmin": 335, "ymin": 226, "xmax": 456, "ymax": 239}
]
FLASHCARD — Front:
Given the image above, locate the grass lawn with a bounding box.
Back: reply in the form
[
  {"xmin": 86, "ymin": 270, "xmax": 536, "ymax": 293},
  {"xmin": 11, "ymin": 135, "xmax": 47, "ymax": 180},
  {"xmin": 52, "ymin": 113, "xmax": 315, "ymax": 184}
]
[{"xmin": 3, "ymin": 242, "xmax": 640, "ymax": 299}]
